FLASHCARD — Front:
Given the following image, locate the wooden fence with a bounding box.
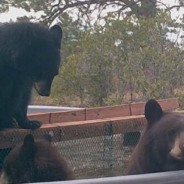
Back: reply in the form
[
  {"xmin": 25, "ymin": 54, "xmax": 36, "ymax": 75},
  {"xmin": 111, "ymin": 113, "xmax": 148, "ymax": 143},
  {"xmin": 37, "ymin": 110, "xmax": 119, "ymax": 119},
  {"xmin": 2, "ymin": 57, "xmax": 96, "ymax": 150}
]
[{"xmin": 0, "ymin": 98, "xmax": 180, "ymax": 149}]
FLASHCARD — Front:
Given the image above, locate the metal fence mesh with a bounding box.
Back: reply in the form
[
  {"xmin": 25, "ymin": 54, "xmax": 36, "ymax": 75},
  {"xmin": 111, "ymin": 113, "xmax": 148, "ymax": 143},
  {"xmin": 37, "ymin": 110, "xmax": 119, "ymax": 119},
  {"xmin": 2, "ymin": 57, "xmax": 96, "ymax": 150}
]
[{"xmin": 0, "ymin": 121, "xmax": 144, "ymax": 180}]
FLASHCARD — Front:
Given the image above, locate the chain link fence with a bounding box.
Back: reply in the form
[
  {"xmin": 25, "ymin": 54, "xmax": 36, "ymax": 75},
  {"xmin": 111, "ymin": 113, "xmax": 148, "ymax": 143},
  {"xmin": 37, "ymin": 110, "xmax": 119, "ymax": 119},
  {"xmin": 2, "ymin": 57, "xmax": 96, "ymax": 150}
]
[{"xmin": 0, "ymin": 121, "xmax": 144, "ymax": 180}]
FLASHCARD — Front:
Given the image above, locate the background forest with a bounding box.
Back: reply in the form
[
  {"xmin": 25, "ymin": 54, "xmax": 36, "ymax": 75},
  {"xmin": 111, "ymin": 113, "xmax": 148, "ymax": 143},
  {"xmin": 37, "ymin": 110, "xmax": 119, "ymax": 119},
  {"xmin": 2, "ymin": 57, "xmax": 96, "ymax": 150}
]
[{"xmin": 1, "ymin": 0, "xmax": 184, "ymax": 108}]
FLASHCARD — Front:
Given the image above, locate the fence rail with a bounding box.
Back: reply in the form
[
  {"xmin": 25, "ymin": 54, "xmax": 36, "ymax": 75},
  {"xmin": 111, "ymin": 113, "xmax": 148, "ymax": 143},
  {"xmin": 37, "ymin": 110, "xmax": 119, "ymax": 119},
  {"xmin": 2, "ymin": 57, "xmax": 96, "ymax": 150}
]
[{"xmin": 0, "ymin": 98, "xmax": 180, "ymax": 149}]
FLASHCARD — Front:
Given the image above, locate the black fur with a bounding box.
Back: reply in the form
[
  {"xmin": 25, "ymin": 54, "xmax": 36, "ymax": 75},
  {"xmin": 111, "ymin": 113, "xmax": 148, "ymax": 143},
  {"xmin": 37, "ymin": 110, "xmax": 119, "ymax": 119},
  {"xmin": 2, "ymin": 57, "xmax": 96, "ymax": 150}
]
[{"xmin": 0, "ymin": 22, "xmax": 62, "ymax": 129}]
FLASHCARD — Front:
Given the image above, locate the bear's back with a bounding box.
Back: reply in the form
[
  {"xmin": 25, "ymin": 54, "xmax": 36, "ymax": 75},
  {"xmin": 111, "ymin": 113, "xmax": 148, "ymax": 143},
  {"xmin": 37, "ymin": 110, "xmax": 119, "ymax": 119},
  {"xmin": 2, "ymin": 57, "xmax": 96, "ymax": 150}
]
[
  {"xmin": 1, "ymin": 136, "xmax": 74, "ymax": 183},
  {"xmin": 34, "ymin": 140, "xmax": 74, "ymax": 181}
]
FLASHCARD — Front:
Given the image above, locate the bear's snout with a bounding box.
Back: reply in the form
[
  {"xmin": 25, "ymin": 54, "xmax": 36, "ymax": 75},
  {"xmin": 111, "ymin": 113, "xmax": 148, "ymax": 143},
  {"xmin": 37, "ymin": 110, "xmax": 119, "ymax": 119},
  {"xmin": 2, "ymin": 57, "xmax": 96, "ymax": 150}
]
[
  {"xmin": 0, "ymin": 172, "xmax": 9, "ymax": 184},
  {"xmin": 170, "ymin": 134, "xmax": 184, "ymax": 160},
  {"xmin": 34, "ymin": 80, "xmax": 52, "ymax": 96}
]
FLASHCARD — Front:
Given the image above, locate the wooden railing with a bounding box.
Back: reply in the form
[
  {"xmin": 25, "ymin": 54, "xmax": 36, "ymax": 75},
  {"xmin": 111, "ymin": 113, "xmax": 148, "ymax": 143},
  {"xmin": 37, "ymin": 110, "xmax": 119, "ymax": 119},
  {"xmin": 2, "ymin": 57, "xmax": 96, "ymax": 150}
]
[{"xmin": 0, "ymin": 98, "xmax": 179, "ymax": 149}]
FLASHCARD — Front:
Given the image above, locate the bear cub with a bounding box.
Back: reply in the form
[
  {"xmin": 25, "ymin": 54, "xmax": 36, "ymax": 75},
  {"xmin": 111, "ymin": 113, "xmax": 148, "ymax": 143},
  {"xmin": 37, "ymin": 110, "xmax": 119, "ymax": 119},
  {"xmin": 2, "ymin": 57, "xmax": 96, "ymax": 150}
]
[
  {"xmin": 127, "ymin": 99, "xmax": 184, "ymax": 175},
  {"xmin": 0, "ymin": 134, "xmax": 74, "ymax": 183},
  {"xmin": 0, "ymin": 22, "xmax": 62, "ymax": 130}
]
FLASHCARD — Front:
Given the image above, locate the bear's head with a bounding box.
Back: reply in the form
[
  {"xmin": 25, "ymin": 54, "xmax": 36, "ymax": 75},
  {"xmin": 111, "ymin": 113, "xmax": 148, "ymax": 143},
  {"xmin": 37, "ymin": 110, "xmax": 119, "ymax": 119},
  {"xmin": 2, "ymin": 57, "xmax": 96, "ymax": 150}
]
[
  {"xmin": 127, "ymin": 99, "xmax": 184, "ymax": 174},
  {"xmin": 12, "ymin": 23, "xmax": 63, "ymax": 96},
  {"xmin": 31, "ymin": 25, "xmax": 63, "ymax": 97},
  {"xmin": 0, "ymin": 134, "xmax": 74, "ymax": 183},
  {"xmin": 145, "ymin": 99, "xmax": 184, "ymax": 163}
]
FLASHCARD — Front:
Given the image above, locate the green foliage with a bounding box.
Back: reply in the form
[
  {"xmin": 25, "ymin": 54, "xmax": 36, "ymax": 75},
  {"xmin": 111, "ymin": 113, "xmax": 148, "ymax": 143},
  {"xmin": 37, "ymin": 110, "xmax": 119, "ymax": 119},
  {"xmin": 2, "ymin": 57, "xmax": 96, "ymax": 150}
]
[
  {"xmin": 49, "ymin": 11, "xmax": 184, "ymax": 107},
  {"xmin": 58, "ymin": 13, "xmax": 84, "ymax": 61},
  {"xmin": 52, "ymin": 54, "xmax": 88, "ymax": 106},
  {"xmin": 2, "ymin": 1, "xmax": 184, "ymax": 108}
]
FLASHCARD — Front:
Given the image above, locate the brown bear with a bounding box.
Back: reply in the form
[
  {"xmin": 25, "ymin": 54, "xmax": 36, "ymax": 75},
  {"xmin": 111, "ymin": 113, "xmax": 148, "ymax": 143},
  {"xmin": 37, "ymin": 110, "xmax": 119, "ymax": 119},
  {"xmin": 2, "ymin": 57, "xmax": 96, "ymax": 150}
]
[
  {"xmin": 127, "ymin": 99, "xmax": 184, "ymax": 175},
  {"xmin": 0, "ymin": 134, "xmax": 74, "ymax": 183}
]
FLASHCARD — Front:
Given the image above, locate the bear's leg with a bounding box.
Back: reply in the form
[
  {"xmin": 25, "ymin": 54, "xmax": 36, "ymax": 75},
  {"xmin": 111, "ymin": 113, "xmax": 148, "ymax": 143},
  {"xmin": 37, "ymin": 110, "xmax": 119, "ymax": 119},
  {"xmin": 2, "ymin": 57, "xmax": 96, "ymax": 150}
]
[
  {"xmin": 13, "ymin": 83, "xmax": 42, "ymax": 130},
  {"xmin": 0, "ymin": 116, "xmax": 14, "ymax": 130},
  {"xmin": 14, "ymin": 100, "xmax": 42, "ymax": 129},
  {"xmin": 14, "ymin": 108, "xmax": 42, "ymax": 129},
  {"xmin": 15, "ymin": 113, "xmax": 42, "ymax": 129},
  {"xmin": 20, "ymin": 119, "xmax": 42, "ymax": 129}
]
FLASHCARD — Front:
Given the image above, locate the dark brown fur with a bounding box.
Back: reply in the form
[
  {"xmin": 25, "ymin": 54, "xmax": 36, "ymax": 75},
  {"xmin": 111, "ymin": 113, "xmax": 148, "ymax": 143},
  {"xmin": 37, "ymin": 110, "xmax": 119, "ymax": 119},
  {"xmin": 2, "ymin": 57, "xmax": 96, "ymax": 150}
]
[
  {"xmin": 0, "ymin": 22, "xmax": 62, "ymax": 130},
  {"xmin": 0, "ymin": 134, "xmax": 74, "ymax": 183},
  {"xmin": 127, "ymin": 99, "xmax": 184, "ymax": 175}
]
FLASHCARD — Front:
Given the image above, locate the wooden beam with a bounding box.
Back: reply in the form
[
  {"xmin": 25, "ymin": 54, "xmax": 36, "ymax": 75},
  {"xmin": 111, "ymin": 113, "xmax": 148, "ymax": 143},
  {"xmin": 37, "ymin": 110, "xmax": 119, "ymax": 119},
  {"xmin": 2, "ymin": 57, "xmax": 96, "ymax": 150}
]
[
  {"xmin": 57, "ymin": 115, "xmax": 146, "ymax": 141},
  {"xmin": 50, "ymin": 109, "xmax": 86, "ymax": 124},
  {"xmin": 86, "ymin": 104, "xmax": 131, "ymax": 120},
  {"xmin": 130, "ymin": 98, "xmax": 179, "ymax": 115},
  {"xmin": 28, "ymin": 113, "xmax": 51, "ymax": 124},
  {"xmin": 0, "ymin": 98, "xmax": 179, "ymax": 149},
  {"xmin": 28, "ymin": 98, "xmax": 178, "ymax": 124},
  {"xmin": 158, "ymin": 98, "xmax": 179, "ymax": 111},
  {"xmin": 0, "ymin": 124, "xmax": 61, "ymax": 149}
]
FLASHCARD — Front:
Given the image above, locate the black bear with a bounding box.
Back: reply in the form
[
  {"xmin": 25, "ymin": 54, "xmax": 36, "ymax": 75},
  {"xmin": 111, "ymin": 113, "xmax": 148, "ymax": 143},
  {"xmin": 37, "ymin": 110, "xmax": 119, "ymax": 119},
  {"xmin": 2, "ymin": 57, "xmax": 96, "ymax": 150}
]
[
  {"xmin": 127, "ymin": 99, "xmax": 184, "ymax": 175},
  {"xmin": 0, "ymin": 22, "xmax": 62, "ymax": 129},
  {"xmin": 0, "ymin": 134, "xmax": 74, "ymax": 183}
]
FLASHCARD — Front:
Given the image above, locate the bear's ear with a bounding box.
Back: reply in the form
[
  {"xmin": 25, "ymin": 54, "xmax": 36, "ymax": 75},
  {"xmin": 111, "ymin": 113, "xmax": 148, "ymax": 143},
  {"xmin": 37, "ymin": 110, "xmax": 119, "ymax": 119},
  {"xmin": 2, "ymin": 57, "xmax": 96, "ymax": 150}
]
[
  {"xmin": 40, "ymin": 134, "xmax": 52, "ymax": 143},
  {"xmin": 23, "ymin": 134, "xmax": 36, "ymax": 159},
  {"xmin": 24, "ymin": 134, "xmax": 35, "ymax": 148},
  {"xmin": 50, "ymin": 25, "xmax": 62, "ymax": 48},
  {"xmin": 145, "ymin": 99, "xmax": 163, "ymax": 126}
]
